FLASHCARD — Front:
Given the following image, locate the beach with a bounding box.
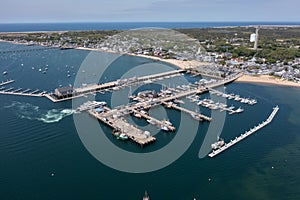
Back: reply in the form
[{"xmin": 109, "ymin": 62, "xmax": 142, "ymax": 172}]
[{"xmin": 236, "ymin": 74, "xmax": 300, "ymax": 87}]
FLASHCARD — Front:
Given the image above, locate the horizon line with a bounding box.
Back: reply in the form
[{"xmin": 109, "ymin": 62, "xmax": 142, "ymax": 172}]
[{"xmin": 1, "ymin": 21, "xmax": 300, "ymax": 24}]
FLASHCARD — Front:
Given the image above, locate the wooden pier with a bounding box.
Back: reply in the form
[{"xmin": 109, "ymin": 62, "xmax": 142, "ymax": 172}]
[{"xmin": 208, "ymin": 106, "xmax": 279, "ymax": 158}]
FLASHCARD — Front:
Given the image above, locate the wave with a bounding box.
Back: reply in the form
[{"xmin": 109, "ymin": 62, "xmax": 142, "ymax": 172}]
[{"xmin": 3, "ymin": 101, "xmax": 75, "ymax": 123}]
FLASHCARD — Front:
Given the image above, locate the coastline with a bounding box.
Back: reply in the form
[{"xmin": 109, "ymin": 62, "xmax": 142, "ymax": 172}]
[
  {"xmin": 76, "ymin": 47, "xmax": 207, "ymax": 70},
  {"xmin": 236, "ymin": 75, "xmax": 300, "ymax": 87},
  {"xmin": 2, "ymin": 40, "xmax": 300, "ymax": 88}
]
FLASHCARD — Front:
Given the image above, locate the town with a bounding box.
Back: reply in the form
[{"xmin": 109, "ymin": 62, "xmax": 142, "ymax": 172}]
[{"xmin": 1, "ymin": 26, "xmax": 300, "ymax": 82}]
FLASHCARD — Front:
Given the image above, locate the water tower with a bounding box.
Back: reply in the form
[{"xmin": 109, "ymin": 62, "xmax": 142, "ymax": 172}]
[{"xmin": 250, "ymin": 26, "xmax": 260, "ymax": 50}]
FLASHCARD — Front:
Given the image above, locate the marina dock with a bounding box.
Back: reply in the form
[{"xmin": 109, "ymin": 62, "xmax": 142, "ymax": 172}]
[
  {"xmin": 208, "ymin": 106, "xmax": 279, "ymax": 158},
  {"xmin": 162, "ymin": 102, "xmax": 212, "ymax": 122},
  {"xmin": 209, "ymin": 88, "xmax": 257, "ymax": 105}
]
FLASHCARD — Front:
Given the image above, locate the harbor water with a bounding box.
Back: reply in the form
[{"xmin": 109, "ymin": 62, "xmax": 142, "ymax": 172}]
[{"xmin": 0, "ymin": 42, "xmax": 300, "ymax": 199}]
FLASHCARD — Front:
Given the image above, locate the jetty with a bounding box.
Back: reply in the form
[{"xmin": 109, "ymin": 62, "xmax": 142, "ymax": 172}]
[{"xmin": 208, "ymin": 106, "xmax": 279, "ymax": 158}]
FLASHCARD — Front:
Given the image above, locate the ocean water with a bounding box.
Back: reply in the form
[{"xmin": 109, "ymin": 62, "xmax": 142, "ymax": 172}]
[
  {"xmin": 0, "ymin": 42, "xmax": 300, "ymax": 199},
  {"xmin": 1, "ymin": 22, "xmax": 300, "ymax": 32}
]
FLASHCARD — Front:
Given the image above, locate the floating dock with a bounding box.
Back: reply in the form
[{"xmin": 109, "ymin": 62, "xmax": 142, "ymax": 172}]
[
  {"xmin": 0, "ymin": 80, "xmax": 15, "ymax": 87},
  {"xmin": 208, "ymin": 106, "xmax": 279, "ymax": 158}
]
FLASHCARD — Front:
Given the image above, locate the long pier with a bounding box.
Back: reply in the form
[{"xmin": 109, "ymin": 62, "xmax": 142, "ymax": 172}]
[
  {"xmin": 46, "ymin": 69, "xmax": 185, "ymax": 102},
  {"xmin": 0, "ymin": 71, "xmax": 242, "ymax": 105},
  {"xmin": 208, "ymin": 106, "xmax": 279, "ymax": 158}
]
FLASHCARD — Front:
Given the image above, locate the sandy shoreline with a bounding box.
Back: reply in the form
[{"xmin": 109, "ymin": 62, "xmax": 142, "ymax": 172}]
[
  {"xmin": 76, "ymin": 47, "xmax": 207, "ymax": 70},
  {"xmin": 236, "ymin": 75, "xmax": 300, "ymax": 87}
]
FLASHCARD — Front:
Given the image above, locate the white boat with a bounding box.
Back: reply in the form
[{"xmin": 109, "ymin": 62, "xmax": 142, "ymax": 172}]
[
  {"xmin": 2, "ymin": 71, "xmax": 7, "ymax": 75},
  {"xmin": 235, "ymin": 107, "xmax": 244, "ymax": 113},
  {"xmin": 119, "ymin": 133, "xmax": 128, "ymax": 140},
  {"xmin": 162, "ymin": 119, "xmax": 172, "ymax": 126},
  {"xmin": 161, "ymin": 126, "xmax": 169, "ymax": 131},
  {"xmin": 228, "ymin": 106, "xmax": 235, "ymax": 110},
  {"xmin": 147, "ymin": 119, "xmax": 156, "ymax": 125},
  {"xmin": 191, "ymin": 113, "xmax": 202, "ymax": 121}
]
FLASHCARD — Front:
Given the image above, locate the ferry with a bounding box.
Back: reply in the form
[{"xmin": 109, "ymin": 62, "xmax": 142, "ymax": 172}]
[{"xmin": 76, "ymin": 101, "xmax": 106, "ymax": 112}]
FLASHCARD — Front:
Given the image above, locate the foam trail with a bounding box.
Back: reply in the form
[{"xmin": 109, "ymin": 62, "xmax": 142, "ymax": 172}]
[
  {"xmin": 3, "ymin": 101, "xmax": 75, "ymax": 123},
  {"xmin": 37, "ymin": 109, "xmax": 75, "ymax": 123}
]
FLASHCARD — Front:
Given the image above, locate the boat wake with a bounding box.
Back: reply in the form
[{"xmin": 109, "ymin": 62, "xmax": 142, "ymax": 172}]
[{"xmin": 3, "ymin": 101, "xmax": 75, "ymax": 123}]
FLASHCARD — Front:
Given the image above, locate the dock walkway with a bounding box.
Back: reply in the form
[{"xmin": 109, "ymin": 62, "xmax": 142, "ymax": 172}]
[{"xmin": 208, "ymin": 106, "xmax": 279, "ymax": 158}]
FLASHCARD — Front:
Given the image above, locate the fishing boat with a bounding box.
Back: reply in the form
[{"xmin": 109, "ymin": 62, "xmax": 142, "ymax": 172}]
[{"xmin": 112, "ymin": 130, "xmax": 128, "ymax": 140}]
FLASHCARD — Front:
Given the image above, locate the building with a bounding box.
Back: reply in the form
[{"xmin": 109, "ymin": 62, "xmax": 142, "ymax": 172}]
[{"xmin": 54, "ymin": 86, "xmax": 73, "ymax": 98}]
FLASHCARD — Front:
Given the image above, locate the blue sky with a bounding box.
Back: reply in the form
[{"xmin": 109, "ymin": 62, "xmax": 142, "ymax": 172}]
[{"xmin": 1, "ymin": 0, "xmax": 299, "ymax": 23}]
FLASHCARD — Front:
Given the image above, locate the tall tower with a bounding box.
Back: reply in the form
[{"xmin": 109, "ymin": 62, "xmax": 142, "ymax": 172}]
[{"xmin": 254, "ymin": 26, "xmax": 260, "ymax": 50}]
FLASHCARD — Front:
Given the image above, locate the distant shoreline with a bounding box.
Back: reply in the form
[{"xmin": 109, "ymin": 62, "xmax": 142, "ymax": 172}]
[
  {"xmin": 1, "ymin": 40, "xmax": 300, "ymax": 88},
  {"xmin": 1, "ymin": 22, "xmax": 300, "ymax": 33}
]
